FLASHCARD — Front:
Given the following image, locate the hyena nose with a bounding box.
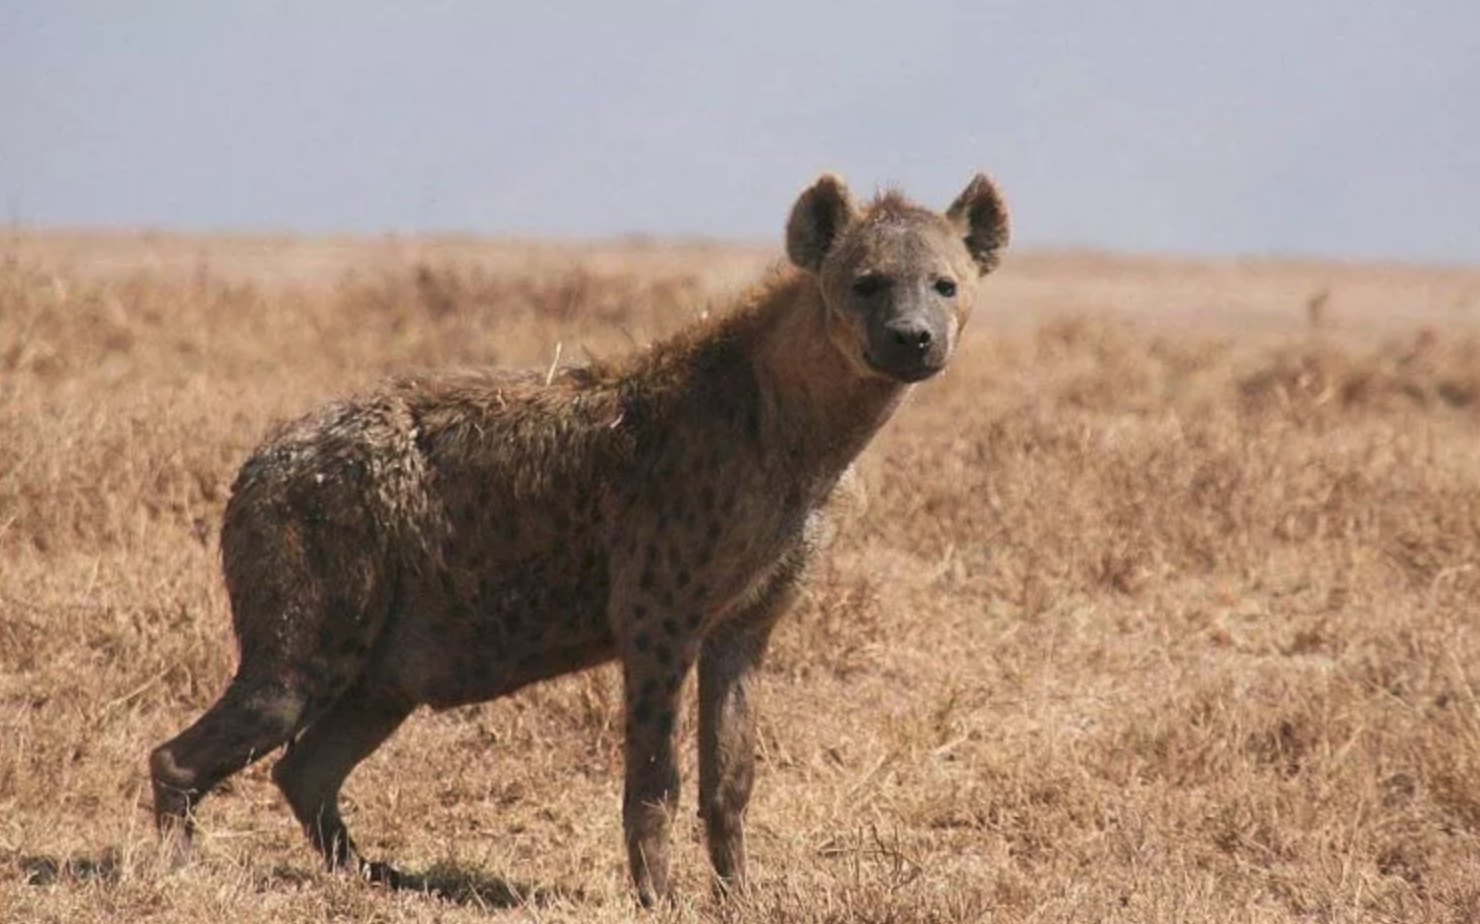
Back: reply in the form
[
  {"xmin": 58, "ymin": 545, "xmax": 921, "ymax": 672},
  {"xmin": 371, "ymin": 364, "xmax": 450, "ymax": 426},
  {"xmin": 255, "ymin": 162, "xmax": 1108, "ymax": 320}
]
[{"xmin": 888, "ymin": 322, "xmax": 933, "ymax": 352}]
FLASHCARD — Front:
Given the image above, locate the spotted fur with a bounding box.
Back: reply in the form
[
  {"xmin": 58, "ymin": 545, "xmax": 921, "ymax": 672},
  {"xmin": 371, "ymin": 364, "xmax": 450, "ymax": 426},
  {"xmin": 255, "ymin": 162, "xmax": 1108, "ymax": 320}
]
[{"xmin": 149, "ymin": 173, "xmax": 1009, "ymax": 905}]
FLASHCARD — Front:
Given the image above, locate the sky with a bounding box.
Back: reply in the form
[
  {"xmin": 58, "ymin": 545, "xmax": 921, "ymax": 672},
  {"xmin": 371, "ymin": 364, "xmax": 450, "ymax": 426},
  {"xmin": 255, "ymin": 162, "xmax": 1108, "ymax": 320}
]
[{"xmin": 3, "ymin": 1, "xmax": 1477, "ymax": 263}]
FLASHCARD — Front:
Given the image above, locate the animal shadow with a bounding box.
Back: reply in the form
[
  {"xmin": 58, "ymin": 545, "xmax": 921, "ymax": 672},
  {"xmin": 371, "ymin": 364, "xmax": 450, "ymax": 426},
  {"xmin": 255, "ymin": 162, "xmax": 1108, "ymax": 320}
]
[
  {"xmin": 16, "ymin": 850, "xmax": 121, "ymax": 886},
  {"xmin": 13, "ymin": 846, "xmax": 577, "ymax": 912},
  {"xmin": 274, "ymin": 859, "xmax": 581, "ymax": 910}
]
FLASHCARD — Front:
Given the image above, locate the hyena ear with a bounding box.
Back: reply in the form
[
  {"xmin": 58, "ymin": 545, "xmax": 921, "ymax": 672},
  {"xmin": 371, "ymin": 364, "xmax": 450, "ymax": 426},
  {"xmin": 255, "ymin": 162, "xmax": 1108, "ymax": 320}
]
[
  {"xmin": 946, "ymin": 173, "xmax": 1010, "ymax": 275},
  {"xmin": 786, "ymin": 173, "xmax": 860, "ymax": 272}
]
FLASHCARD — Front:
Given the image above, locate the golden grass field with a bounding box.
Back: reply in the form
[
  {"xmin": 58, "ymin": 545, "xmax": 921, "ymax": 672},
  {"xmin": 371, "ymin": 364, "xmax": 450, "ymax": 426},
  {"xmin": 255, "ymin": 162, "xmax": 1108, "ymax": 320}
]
[{"xmin": 3, "ymin": 231, "xmax": 1480, "ymax": 922}]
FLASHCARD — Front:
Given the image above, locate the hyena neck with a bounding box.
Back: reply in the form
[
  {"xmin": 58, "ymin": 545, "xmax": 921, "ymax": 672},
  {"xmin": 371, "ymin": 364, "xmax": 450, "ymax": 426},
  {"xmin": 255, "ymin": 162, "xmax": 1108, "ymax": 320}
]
[{"xmin": 744, "ymin": 273, "xmax": 907, "ymax": 491}]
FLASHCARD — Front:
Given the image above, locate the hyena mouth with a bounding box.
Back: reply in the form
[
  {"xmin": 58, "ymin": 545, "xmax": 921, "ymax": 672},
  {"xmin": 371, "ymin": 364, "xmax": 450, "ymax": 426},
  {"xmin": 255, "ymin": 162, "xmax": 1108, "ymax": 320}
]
[{"xmin": 863, "ymin": 348, "xmax": 947, "ymax": 384}]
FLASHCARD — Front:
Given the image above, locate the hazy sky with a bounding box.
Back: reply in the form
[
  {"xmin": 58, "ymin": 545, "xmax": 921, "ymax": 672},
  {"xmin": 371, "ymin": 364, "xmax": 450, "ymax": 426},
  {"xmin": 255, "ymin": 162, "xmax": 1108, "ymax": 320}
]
[{"xmin": 4, "ymin": 1, "xmax": 1477, "ymax": 262}]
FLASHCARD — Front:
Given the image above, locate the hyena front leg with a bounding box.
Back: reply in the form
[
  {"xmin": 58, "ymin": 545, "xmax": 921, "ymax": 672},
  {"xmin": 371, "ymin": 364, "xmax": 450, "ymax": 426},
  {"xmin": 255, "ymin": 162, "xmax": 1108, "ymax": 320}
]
[
  {"xmin": 620, "ymin": 614, "xmax": 699, "ymax": 907},
  {"xmin": 697, "ymin": 588, "xmax": 791, "ymax": 895}
]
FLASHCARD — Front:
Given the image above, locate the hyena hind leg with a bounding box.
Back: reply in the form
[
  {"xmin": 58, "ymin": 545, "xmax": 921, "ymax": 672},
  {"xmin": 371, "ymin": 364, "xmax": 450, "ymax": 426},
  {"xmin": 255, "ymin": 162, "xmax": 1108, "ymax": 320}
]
[
  {"xmin": 149, "ymin": 674, "xmax": 309, "ymax": 862},
  {"xmin": 272, "ymin": 684, "xmax": 412, "ymax": 882}
]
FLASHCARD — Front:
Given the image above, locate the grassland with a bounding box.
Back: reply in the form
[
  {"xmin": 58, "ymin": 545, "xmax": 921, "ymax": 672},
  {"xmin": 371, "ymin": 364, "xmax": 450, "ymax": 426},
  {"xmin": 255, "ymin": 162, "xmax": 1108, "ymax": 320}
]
[{"xmin": 3, "ymin": 231, "xmax": 1480, "ymax": 922}]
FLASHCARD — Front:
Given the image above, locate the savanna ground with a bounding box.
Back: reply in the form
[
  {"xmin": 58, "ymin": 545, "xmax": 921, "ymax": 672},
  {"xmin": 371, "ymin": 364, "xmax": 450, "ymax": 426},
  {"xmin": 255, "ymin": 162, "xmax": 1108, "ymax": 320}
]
[{"xmin": 3, "ymin": 230, "xmax": 1480, "ymax": 923}]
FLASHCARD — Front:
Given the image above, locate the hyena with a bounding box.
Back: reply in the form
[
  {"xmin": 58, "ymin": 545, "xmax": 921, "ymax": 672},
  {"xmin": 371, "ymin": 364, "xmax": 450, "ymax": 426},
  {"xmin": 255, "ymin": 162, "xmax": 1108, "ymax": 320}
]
[{"xmin": 149, "ymin": 172, "xmax": 1009, "ymax": 905}]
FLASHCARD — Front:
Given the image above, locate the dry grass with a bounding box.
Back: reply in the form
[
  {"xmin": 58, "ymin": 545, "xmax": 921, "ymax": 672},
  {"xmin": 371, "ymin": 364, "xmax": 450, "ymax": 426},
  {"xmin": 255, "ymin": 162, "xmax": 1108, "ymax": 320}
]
[{"xmin": 3, "ymin": 233, "xmax": 1480, "ymax": 922}]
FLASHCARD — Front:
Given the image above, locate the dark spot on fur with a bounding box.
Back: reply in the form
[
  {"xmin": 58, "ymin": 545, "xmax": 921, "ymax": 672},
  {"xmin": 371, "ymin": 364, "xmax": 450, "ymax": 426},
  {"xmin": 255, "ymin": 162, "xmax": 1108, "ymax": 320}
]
[
  {"xmin": 706, "ymin": 520, "xmax": 722, "ymax": 542},
  {"xmin": 665, "ymin": 674, "xmax": 682, "ymax": 695},
  {"xmin": 633, "ymin": 631, "xmax": 652, "ymax": 654},
  {"xmin": 657, "ymin": 710, "xmax": 676, "ymax": 737},
  {"xmin": 661, "ymin": 616, "xmax": 680, "ymax": 637},
  {"xmin": 641, "ymin": 677, "xmax": 659, "ymax": 699},
  {"xmin": 632, "ymin": 698, "xmax": 655, "ymax": 726},
  {"xmin": 675, "ymin": 568, "xmax": 690, "ymax": 589},
  {"xmin": 517, "ymin": 651, "xmax": 543, "ymax": 670},
  {"xmin": 475, "ymin": 660, "xmax": 496, "ymax": 684},
  {"xmin": 632, "ymin": 604, "xmax": 649, "ymax": 622},
  {"xmin": 686, "ymin": 611, "xmax": 703, "ymax": 629},
  {"xmin": 691, "ymin": 581, "xmax": 709, "ymax": 601},
  {"xmin": 654, "ymin": 643, "xmax": 673, "ymax": 666}
]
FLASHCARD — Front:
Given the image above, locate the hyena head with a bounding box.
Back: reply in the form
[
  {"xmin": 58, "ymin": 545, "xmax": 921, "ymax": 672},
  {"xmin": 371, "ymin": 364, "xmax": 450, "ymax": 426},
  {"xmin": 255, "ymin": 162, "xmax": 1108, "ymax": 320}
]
[{"xmin": 785, "ymin": 173, "xmax": 1009, "ymax": 383}]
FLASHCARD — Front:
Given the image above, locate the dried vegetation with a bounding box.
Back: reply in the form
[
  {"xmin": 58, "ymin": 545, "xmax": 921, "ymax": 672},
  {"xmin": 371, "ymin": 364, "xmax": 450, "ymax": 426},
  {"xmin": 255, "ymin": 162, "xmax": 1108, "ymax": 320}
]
[{"xmin": 3, "ymin": 234, "xmax": 1480, "ymax": 922}]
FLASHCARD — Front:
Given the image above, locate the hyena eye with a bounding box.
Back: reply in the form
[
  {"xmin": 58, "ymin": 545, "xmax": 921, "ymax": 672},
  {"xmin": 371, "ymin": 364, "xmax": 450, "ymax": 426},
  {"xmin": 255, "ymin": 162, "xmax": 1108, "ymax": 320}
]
[
  {"xmin": 934, "ymin": 278, "xmax": 958, "ymax": 297},
  {"xmin": 852, "ymin": 274, "xmax": 887, "ymax": 297}
]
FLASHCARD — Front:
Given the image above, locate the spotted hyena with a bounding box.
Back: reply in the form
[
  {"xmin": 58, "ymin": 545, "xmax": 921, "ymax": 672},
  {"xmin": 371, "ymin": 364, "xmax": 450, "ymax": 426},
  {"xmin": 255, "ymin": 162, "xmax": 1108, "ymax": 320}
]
[{"xmin": 149, "ymin": 172, "xmax": 1009, "ymax": 905}]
